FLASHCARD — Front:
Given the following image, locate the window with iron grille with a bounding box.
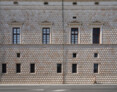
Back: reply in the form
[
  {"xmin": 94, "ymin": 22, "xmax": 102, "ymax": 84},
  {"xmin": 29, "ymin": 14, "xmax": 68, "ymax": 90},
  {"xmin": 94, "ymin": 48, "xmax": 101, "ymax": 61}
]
[
  {"xmin": 30, "ymin": 64, "xmax": 35, "ymax": 73},
  {"xmin": 17, "ymin": 53, "xmax": 20, "ymax": 58},
  {"xmin": 94, "ymin": 63, "xmax": 99, "ymax": 73},
  {"xmin": 2, "ymin": 64, "xmax": 7, "ymax": 73},
  {"xmin": 42, "ymin": 28, "xmax": 50, "ymax": 44},
  {"xmin": 94, "ymin": 53, "xmax": 98, "ymax": 58},
  {"xmin": 57, "ymin": 64, "xmax": 62, "ymax": 73},
  {"xmin": 72, "ymin": 64, "xmax": 77, "ymax": 73},
  {"xmin": 16, "ymin": 63, "xmax": 21, "ymax": 73},
  {"xmin": 73, "ymin": 53, "xmax": 77, "ymax": 58},
  {"xmin": 13, "ymin": 27, "xmax": 20, "ymax": 44},
  {"xmin": 71, "ymin": 28, "xmax": 78, "ymax": 44},
  {"xmin": 93, "ymin": 28, "xmax": 100, "ymax": 44}
]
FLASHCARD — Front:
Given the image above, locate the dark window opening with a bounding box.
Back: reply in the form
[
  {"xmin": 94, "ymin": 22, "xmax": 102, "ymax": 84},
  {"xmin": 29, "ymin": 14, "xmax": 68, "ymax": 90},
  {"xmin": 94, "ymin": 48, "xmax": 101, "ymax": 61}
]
[
  {"xmin": 72, "ymin": 64, "xmax": 77, "ymax": 73},
  {"xmin": 71, "ymin": 28, "xmax": 78, "ymax": 44},
  {"xmin": 73, "ymin": 2, "xmax": 77, "ymax": 5},
  {"xmin": 94, "ymin": 64, "xmax": 98, "ymax": 73},
  {"xmin": 57, "ymin": 64, "xmax": 62, "ymax": 73},
  {"xmin": 42, "ymin": 28, "xmax": 50, "ymax": 44},
  {"xmin": 13, "ymin": 27, "xmax": 20, "ymax": 44},
  {"xmin": 94, "ymin": 53, "xmax": 98, "ymax": 58},
  {"xmin": 95, "ymin": 2, "xmax": 99, "ymax": 5},
  {"xmin": 17, "ymin": 53, "xmax": 20, "ymax": 58},
  {"xmin": 73, "ymin": 53, "xmax": 77, "ymax": 58},
  {"xmin": 30, "ymin": 64, "xmax": 35, "ymax": 73},
  {"xmin": 93, "ymin": 28, "xmax": 100, "ymax": 44},
  {"xmin": 13, "ymin": 1, "xmax": 18, "ymax": 5},
  {"xmin": 73, "ymin": 16, "xmax": 77, "ymax": 19},
  {"xmin": 2, "ymin": 64, "xmax": 7, "ymax": 73},
  {"xmin": 16, "ymin": 64, "xmax": 21, "ymax": 73},
  {"xmin": 44, "ymin": 2, "xmax": 48, "ymax": 5}
]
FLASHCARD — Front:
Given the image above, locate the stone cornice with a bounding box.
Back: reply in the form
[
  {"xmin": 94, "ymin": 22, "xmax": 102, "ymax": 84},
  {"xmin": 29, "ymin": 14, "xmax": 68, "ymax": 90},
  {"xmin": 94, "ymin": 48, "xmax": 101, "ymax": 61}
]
[
  {"xmin": 0, "ymin": 0, "xmax": 117, "ymax": 2},
  {"xmin": 68, "ymin": 21, "xmax": 82, "ymax": 26},
  {"xmin": 40, "ymin": 21, "xmax": 53, "ymax": 26}
]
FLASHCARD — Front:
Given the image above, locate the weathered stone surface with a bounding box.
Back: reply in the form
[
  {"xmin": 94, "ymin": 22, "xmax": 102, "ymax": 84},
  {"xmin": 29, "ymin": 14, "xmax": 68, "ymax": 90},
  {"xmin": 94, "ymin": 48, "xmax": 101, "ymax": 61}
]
[{"xmin": 0, "ymin": 0, "xmax": 117, "ymax": 84}]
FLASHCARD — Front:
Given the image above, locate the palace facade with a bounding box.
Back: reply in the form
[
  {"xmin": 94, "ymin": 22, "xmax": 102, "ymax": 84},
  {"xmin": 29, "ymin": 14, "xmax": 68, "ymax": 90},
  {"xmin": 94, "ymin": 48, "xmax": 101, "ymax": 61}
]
[{"xmin": 0, "ymin": 0, "xmax": 117, "ymax": 84}]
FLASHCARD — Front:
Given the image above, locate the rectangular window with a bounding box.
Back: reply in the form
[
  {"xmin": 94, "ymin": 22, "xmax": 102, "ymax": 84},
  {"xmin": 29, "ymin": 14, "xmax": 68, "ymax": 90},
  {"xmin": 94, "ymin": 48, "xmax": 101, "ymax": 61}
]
[
  {"xmin": 93, "ymin": 28, "xmax": 100, "ymax": 44},
  {"xmin": 2, "ymin": 64, "xmax": 7, "ymax": 73},
  {"xmin": 73, "ymin": 53, "xmax": 77, "ymax": 58},
  {"xmin": 16, "ymin": 64, "xmax": 21, "ymax": 73},
  {"xmin": 42, "ymin": 28, "xmax": 50, "ymax": 44},
  {"xmin": 13, "ymin": 27, "xmax": 20, "ymax": 44},
  {"xmin": 72, "ymin": 64, "xmax": 77, "ymax": 73},
  {"xmin": 94, "ymin": 64, "xmax": 99, "ymax": 73},
  {"xmin": 57, "ymin": 64, "xmax": 62, "ymax": 73},
  {"xmin": 30, "ymin": 64, "xmax": 35, "ymax": 73},
  {"xmin": 71, "ymin": 28, "xmax": 78, "ymax": 44},
  {"xmin": 17, "ymin": 53, "xmax": 20, "ymax": 58}
]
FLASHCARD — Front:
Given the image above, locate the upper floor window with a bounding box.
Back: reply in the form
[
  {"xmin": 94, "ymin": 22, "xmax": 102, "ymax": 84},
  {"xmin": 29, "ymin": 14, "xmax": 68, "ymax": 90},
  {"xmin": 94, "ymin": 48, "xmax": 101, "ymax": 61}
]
[
  {"xmin": 93, "ymin": 28, "xmax": 100, "ymax": 44},
  {"xmin": 42, "ymin": 28, "xmax": 50, "ymax": 44},
  {"xmin": 71, "ymin": 28, "xmax": 78, "ymax": 44},
  {"xmin": 13, "ymin": 27, "xmax": 20, "ymax": 44}
]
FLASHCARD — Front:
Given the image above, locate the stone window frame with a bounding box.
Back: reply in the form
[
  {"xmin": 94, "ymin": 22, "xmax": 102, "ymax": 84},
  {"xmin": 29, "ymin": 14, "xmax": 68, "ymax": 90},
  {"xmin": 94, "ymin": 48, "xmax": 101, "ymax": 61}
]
[
  {"xmin": 9, "ymin": 21, "xmax": 23, "ymax": 44},
  {"xmin": 68, "ymin": 22, "xmax": 82, "ymax": 44},
  {"xmin": 90, "ymin": 21, "xmax": 103, "ymax": 44},
  {"xmin": 40, "ymin": 21, "xmax": 53, "ymax": 44}
]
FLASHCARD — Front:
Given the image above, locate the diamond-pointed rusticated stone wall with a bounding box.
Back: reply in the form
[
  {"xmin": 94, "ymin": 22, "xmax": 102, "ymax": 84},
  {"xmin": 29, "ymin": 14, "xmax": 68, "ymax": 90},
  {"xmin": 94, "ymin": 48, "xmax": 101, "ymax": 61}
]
[{"xmin": 0, "ymin": 0, "xmax": 117, "ymax": 84}]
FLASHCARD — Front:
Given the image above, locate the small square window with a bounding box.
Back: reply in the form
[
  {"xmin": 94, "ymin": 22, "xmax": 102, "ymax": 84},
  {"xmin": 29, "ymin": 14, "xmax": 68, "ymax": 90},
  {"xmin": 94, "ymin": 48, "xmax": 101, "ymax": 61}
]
[
  {"xmin": 44, "ymin": 2, "xmax": 48, "ymax": 5},
  {"xmin": 73, "ymin": 16, "xmax": 77, "ymax": 19},
  {"xmin": 73, "ymin": 2, "xmax": 77, "ymax": 5},
  {"xmin": 95, "ymin": 2, "xmax": 99, "ymax": 5},
  {"xmin": 13, "ymin": 1, "xmax": 18, "ymax": 5},
  {"xmin": 17, "ymin": 53, "xmax": 20, "ymax": 58},
  {"xmin": 94, "ymin": 53, "xmax": 98, "ymax": 58},
  {"xmin": 73, "ymin": 53, "xmax": 77, "ymax": 58}
]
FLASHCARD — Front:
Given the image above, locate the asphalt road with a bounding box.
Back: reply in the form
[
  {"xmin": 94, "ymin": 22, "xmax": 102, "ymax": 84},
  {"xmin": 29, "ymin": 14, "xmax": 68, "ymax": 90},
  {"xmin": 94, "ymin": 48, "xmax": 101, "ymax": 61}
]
[{"xmin": 0, "ymin": 85, "xmax": 117, "ymax": 92}]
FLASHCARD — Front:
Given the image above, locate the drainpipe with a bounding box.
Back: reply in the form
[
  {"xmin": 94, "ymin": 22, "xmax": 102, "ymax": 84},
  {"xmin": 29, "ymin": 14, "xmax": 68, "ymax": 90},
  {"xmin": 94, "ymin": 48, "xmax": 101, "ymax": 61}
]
[{"xmin": 62, "ymin": 0, "xmax": 65, "ymax": 84}]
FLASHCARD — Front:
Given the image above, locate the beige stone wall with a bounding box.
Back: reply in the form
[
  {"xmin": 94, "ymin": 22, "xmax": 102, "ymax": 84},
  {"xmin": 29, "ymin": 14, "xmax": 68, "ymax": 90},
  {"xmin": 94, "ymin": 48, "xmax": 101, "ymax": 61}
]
[
  {"xmin": 0, "ymin": 45, "xmax": 117, "ymax": 84},
  {"xmin": 0, "ymin": 0, "xmax": 117, "ymax": 84},
  {"xmin": 0, "ymin": 1, "xmax": 117, "ymax": 44}
]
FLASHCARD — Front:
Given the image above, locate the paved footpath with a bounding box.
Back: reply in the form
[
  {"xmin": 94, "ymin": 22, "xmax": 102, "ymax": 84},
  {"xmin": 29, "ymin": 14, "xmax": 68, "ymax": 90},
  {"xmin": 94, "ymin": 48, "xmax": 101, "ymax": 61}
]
[{"xmin": 0, "ymin": 84, "xmax": 117, "ymax": 92}]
